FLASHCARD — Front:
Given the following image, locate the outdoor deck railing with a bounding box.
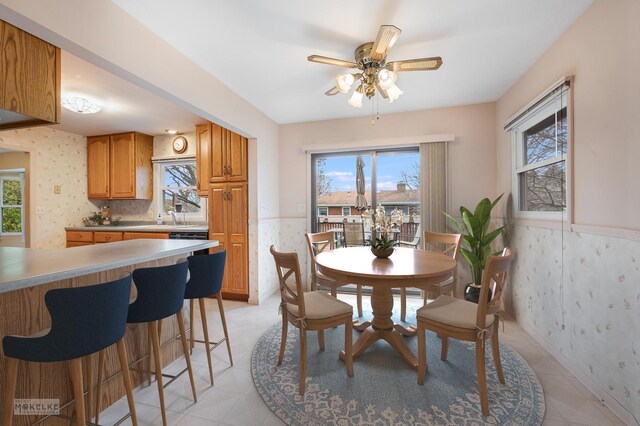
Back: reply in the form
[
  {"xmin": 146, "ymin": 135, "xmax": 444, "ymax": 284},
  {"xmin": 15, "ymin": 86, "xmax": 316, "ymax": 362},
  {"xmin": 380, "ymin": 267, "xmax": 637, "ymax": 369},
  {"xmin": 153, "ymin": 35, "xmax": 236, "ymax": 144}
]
[{"xmin": 317, "ymin": 221, "xmax": 419, "ymax": 245}]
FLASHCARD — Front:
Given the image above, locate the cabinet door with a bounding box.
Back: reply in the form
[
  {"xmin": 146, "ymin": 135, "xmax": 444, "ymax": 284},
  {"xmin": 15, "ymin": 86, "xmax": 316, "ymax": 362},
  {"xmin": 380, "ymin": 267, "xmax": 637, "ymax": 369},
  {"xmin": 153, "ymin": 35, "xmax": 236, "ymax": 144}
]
[
  {"xmin": 87, "ymin": 136, "xmax": 110, "ymax": 199},
  {"xmin": 225, "ymin": 183, "xmax": 248, "ymax": 295},
  {"xmin": 209, "ymin": 124, "xmax": 226, "ymax": 183},
  {"xmin": 226, "ymin": 131, "xmax": 247, "ymax": 182},
  {"xmin": 208, "ymin": 184, "xmax": 228, "ymax": 288},
  {"xmin": 110, "ymin": 133, "xmax": 136, "ymax": 198},
  {"xmin": 122, "ymin": 232, "xmax": 169, "ymax": 240},
  {"xmin": 195, "ymin": 123, "xmax": 211, "ymax": 196}
]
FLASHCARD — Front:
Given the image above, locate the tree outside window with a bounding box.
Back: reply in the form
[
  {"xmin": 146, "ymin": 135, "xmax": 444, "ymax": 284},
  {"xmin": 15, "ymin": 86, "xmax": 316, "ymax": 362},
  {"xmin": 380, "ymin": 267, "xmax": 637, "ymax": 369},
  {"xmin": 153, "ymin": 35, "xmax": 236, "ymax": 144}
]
[
  {"xmin": 158, "ymin": 162, "xmax": 203, "ymax": 216},
  {"xmin": 1, "ymin": 178, "xmax": 22, "ymax": 233}
]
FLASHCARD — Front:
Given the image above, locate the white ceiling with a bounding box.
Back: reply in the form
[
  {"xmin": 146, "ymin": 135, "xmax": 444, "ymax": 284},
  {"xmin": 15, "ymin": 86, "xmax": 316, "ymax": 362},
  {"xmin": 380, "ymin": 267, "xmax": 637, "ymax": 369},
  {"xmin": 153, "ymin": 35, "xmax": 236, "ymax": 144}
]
[
  {"xmin": 111, "ymin": 0, "xmax": 591, "ymax": 124},
  {"xmin": 54, "ymin": 51, "xmax": 203, "ymax": 136}
]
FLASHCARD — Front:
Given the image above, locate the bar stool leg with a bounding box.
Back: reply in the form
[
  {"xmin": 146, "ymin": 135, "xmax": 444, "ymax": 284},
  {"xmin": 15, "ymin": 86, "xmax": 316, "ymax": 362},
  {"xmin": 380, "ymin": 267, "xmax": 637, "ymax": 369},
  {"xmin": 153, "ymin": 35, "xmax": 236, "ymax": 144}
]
[
  {"xmin": 149, "ymin": 320, "xmax": 167, "ymax": 426},
  {"xmin": 190, "ymin": 299, "xmax": 195, "ymax": 354},
  {"xmin": 86, "ymin": 353, "xmax": 94, "ymax": 422},
  {"xmin": 95, "ymin": 349, "xmax": 106, "ymax": 424},
  {"xmin": 68, "ymin": 358, "xmax": 87, "ymax": 425},
  {"xmin": 116, "ymin": 339, "xmax": 138, "ymax": 426},
  {"xmin": 400, "ymin": 288, "xmax": 407, "ymax": 322},
  {"xmin": 177, "ymin": 311, "xmax": 198, "ymax": 402},
  {"xmin": 215, "ymin": 292, "xmax": 233, "ymax": 365},
  {"xmin": 198, "ymin": 298, "xmax": 214, "ymax": 385},
  {"xmin": 3, "ymin": 357, "xmax": 19, "ymax": 426}
]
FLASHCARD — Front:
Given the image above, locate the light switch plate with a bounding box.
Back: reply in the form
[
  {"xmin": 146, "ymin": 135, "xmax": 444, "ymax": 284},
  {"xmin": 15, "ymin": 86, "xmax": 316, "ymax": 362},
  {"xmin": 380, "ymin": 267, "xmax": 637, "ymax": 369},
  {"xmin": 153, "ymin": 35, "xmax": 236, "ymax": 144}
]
[{"xmin": 36, "ymin": 207, "xmax": 46, "ymax": 215}]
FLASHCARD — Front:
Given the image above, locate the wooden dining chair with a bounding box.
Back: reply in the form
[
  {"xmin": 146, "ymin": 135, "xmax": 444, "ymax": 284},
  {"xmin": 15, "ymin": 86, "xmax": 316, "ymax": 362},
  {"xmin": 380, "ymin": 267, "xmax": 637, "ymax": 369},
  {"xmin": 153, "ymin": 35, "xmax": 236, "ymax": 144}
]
[
  {"xmin": 270, "ymin": 245, "xmax": 354, "ymax": 395},
  {"xmin": 342, "ymin": 222, "xmax": 365, "ymax": 246},
  {"xmin": 416, "ymin": 248, "xmax": 514, "ymax": 416},
  {"xmin": 399, "ymin": 231, "xmax": 461, "ymax": 322},
  {"xmin": 305, "ymin": 231, "xmax": 364, "ymax": 317}
]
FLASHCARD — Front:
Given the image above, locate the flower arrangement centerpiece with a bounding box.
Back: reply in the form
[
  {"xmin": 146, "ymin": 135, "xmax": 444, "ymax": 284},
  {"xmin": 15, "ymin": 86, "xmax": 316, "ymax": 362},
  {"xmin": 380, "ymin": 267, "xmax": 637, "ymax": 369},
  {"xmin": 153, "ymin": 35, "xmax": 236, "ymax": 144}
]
[{"xmin": 362, "ymin": 206, "xmax": 404, "ymax": 258}]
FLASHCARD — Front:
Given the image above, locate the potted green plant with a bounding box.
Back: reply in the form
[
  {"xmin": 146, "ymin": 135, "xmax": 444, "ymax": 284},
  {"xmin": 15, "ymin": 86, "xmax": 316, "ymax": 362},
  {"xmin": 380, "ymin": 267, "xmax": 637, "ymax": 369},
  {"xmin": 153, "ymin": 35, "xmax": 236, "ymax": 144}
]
[{"xmin": 443, "ymin": 194, "xmax": 504, "ymax": 303}]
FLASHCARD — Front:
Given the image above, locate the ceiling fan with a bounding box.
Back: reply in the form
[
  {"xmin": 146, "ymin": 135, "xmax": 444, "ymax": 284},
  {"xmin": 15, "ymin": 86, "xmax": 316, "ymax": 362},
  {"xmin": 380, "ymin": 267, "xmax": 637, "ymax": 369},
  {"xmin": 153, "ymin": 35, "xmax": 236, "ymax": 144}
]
[{"xmin": 308, "ymin": 25, "xmax": 442, "ymax": 108}]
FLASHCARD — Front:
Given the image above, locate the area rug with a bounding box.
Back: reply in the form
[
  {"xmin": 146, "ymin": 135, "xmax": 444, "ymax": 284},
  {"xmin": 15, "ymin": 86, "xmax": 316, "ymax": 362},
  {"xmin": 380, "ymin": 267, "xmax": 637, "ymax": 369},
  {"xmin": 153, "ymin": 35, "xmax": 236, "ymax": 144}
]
[{"xmin": 251, "ymin": 310, "xmax": 545, "ymax": 426}]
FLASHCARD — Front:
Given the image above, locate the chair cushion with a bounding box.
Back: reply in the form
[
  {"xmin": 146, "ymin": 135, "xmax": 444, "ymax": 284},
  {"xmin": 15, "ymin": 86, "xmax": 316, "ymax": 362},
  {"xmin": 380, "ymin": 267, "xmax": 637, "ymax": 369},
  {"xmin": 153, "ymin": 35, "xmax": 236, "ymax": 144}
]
[
  {"xmin": 287, "ymin": 291, "xmax": 353, "ymax": 320},
  {"xmin": 416, "ymin": 295, "xmax": 494, "ymax": 330}
]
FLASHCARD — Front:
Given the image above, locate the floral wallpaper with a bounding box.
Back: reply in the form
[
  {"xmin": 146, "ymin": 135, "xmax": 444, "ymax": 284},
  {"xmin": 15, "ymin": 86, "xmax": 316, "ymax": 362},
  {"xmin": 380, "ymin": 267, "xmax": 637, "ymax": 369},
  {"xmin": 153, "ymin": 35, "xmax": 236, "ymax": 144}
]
[
  {"xmin": 0, "ymin": 127, "xmax": 96, "ymax": 248},
  {"xmin": 504, "ymin": 224, "xmax": 640, "ymax": 422}
]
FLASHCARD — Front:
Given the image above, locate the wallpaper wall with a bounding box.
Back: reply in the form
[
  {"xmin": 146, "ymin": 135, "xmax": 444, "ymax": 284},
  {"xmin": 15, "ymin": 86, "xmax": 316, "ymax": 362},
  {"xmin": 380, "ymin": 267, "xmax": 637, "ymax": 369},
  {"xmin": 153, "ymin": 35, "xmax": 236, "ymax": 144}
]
[
  {"xmin": 504, "ymin": 223, "xmax": 640, "ymax": 423},
  {"xmin": 0, "ymin": 127, "xmax": 96, "ymax": 248}
]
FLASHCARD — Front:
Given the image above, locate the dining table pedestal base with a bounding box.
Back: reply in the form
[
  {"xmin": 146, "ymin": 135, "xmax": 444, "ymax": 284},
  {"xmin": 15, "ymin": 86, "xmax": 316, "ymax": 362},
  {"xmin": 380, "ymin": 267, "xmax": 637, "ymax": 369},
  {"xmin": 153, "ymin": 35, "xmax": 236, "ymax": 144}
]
[{"xmin": 340, "ymin": 285, "xmax": 418, "ymax": 369}]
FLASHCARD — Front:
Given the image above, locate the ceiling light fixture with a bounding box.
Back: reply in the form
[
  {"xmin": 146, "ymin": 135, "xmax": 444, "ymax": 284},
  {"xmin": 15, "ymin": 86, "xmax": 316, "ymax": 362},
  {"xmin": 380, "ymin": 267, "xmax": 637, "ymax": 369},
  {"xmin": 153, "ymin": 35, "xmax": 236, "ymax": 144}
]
[
  {"xmin": 61, "ymin": 97, "xmax": 102, "ymax": 114},
  {"xmin": 308, "ymin": 25, "xmax": 443, "ymax": 116},
  {"xmin": 165, "ymin": 129, "xmax": 179, "ymax": 135}
]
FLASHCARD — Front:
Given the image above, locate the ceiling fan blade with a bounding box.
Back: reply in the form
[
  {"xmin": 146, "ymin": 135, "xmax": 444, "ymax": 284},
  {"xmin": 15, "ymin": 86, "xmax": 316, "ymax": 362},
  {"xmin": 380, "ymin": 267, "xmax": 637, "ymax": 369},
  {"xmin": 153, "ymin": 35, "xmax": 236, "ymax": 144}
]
[
  {"xmin": 370, "ymin": 25, "xmax": 402, "ymax": 60},
  {"xmin": 325, "ymin": 86, "xmax": 341, "ymax": 96},
  {"xmin": 387, "ymin": 57, "xmax": 443, "ymax": 72},
  {"xmin": 375, "ymin": 83, "xmax": 389, "ymax": 100},
  {"xmin": 308, "ymin": 55, "xmax": 358, "ymax": 68}
]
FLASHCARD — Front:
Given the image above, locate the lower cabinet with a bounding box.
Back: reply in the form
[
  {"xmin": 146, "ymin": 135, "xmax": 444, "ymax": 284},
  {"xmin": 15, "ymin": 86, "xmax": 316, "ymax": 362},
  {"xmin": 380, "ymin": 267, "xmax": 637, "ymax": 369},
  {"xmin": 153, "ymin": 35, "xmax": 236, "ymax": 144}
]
[
  {"xmin": 66, "ymin": 230, "xmax": 169, "ymax": 247},
  {"xmin": 122, "ymin": 232, "xmax": 169, "ymax": 240},
  {"xmin": 209, "ymin": 183, "xmax": 248, "ymax": 299}
]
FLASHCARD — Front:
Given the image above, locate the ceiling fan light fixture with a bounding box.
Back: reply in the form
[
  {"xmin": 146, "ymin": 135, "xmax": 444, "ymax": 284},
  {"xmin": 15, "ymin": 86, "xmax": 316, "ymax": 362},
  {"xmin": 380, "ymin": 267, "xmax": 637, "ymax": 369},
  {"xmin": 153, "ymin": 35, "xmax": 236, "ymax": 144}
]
[
  {"xmin": 377, "ymin": 69, "xmax": 397, "ymax": 89},
  {"xmin": 348, "ymin": 85, "xmax": 364, "ymax": 108},
  {"xmin": 335, "ymin": 73, "xmax": 355, "ymax": 93},
  {"xmin": 386, "ymin": 84, "xmax": 404, "ymax": 103}
]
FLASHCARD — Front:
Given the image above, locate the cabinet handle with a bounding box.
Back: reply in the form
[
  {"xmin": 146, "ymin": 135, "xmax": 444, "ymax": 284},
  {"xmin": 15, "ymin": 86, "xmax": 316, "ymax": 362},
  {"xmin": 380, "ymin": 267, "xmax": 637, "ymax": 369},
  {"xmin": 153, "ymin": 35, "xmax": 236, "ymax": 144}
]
[
  {"xmin": 223, "ymin": 191, "xmax": 227, "ymax": 200},
  {"xmin": 106, "ymin": 236, "xmax": 111, "ymax": 240},
  {"xmin": 228, "ymin": 165, "xmax": 232, "ymax": 175},
  {"xmin": 197, "ymin": 181, "xmax": 200, "ymax": 190},
  {"xmin": 130, "ymin": 184, "xmax": 133, "ymax": 192},
  {"xmin": 228, "ymin": 191, "xmax": 232, "ymax": 201}
]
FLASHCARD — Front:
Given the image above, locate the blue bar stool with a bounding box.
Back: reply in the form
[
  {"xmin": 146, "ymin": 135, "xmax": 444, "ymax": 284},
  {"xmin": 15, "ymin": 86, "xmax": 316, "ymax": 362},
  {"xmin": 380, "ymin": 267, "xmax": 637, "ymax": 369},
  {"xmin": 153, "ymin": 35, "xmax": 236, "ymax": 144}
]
[
  {"xmin": 125, "ymin": 260, "xmax": 196, "ymax": 426},
  {"xmin": 2, "ymin": 275, "xmax": 137, "ymax": 426},
  {"xmin": 185, "ymin": 251, "xmax": 233, "ymax": 385}
]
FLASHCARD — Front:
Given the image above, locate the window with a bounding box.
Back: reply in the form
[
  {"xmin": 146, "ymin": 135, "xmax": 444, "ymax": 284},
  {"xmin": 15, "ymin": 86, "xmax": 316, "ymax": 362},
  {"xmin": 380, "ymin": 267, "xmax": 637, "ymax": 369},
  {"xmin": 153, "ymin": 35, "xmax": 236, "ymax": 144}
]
[
  {"xmin": 312, "ymin": 148, "xmax": 420, "ymax": 233},
  {"xmin": 155, "ymin": 160, "xmax": 206, "ymax": 221},
  {"xmin": 510, "ymin": 85, "xmax": 569, "ymax": 219},
  {"xmin": 0, "ymin": 175, "xmax": 23, "ymax": 234}
]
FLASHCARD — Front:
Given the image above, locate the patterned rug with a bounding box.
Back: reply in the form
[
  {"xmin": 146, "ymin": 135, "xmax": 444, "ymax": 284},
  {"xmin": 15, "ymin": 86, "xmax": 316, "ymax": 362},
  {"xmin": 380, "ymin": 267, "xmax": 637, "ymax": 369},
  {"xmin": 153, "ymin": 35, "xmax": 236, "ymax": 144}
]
[{"xmin": 251, "ymin": 311, "xmax": 545, "ymax": 426}]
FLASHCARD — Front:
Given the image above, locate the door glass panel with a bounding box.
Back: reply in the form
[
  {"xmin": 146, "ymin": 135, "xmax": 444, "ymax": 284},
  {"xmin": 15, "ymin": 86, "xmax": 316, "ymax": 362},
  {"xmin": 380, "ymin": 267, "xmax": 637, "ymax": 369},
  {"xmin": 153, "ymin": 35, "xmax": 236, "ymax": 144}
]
[
  {"xmin": 376, "ymin": 151, "xmax": 421, "ymax": 243},
  {"xmin": 314, "ymin": 154, "xmax": 372, "ymax": 246}
]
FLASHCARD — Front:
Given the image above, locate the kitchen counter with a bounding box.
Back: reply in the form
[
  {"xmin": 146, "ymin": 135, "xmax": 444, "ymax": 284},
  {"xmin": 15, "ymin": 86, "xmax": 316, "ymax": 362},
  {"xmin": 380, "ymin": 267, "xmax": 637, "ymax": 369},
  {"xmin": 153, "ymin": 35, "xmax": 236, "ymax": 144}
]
[
  {"xmin": 0, "ymin": 239, "xmax": 218, "ymax": 294},
  {"xmin": 0, "ymin": 239, "xmax": 219, "ymax": 422},
  {"xmin": 65, "ymin": 224, "xmax": 208, "ymax": 232}
]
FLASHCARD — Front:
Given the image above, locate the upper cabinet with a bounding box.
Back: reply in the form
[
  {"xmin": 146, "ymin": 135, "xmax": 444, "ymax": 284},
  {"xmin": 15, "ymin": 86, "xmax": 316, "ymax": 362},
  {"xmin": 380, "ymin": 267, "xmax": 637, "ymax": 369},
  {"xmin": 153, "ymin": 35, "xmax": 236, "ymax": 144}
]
[
  {"xmin": 195, "ymin": 122, "xmax": 248, "ymax": 195},
  {"xmin": 87, "ymin": 132, "xmax": 153, "ymax": 200},
  {"xmin": 0, "ymin": 20, "xmax": 61, "ymax": 130}
]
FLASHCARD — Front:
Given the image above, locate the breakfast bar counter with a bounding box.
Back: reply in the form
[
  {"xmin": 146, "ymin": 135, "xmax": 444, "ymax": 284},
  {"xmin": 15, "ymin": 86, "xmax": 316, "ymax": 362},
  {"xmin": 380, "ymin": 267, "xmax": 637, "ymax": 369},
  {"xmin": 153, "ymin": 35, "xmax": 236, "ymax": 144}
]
[{"xmin": 0, "ymin": 239, "xmax": 218, "ymax": 425}]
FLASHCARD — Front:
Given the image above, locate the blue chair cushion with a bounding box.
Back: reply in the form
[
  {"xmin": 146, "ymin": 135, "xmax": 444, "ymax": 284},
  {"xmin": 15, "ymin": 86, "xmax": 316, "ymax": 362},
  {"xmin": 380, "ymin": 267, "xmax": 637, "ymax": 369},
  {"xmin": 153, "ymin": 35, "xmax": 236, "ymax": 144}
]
[
  {"xmin": 127, "ymin": 260, "xmax": 189, "ymax": 323},
  {"xmin": 3, "ymin": 275, "xmax": 132, "ymax": 363},
  {"xmin": 184, "ymin": 250, "xmax": 226, "ymax": 300}
]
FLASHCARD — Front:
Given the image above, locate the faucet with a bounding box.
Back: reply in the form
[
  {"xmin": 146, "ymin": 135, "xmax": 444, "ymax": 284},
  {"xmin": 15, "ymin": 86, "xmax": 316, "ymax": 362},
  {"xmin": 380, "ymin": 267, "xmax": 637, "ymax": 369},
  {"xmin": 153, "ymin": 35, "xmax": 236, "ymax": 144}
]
[{"xmin": 169, "ymin": 211, "xmax": 178, "ymax": 225}]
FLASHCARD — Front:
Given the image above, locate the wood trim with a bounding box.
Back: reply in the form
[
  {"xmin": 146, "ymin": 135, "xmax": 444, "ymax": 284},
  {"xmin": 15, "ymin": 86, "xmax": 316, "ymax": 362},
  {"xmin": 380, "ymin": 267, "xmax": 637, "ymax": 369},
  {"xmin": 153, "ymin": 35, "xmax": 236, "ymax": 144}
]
[{"xmin": 122, "ymin": 232, "xmax": 169, "ymax": 240}]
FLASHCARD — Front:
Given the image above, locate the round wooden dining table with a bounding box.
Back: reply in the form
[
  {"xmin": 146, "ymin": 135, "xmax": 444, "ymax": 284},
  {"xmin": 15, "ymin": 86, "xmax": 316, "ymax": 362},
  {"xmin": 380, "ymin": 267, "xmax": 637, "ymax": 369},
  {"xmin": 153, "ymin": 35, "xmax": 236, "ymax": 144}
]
[{"xmin": 315, "ymin": 246, "xmax": 456, "ymax": 369}]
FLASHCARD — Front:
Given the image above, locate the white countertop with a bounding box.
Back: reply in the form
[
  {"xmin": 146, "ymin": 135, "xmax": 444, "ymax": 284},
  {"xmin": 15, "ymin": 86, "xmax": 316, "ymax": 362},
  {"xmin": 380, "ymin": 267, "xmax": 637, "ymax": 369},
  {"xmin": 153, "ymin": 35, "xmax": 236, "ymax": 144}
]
[
  {"xmin": 0, "ymin": 239, "xmax": 218, "ymax": 294},
  {"xmin": 65, "ymin": 224, "xmax": 208, "ymax": 233}
]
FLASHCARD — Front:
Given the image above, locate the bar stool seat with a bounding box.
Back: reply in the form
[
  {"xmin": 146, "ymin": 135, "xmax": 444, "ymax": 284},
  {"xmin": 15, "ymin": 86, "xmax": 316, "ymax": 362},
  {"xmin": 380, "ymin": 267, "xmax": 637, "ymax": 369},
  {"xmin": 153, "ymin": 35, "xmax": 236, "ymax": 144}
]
[
  {"xmin": 185, "ymin": 251, "xmax": 233, "ymax": 385},
  {"xmin": 2, "ymin": 275, "xmax": 137, "ymax": 426},
  {"xmin": 113, "ymin": 260, "xmax": 197, "ymax": 426}
]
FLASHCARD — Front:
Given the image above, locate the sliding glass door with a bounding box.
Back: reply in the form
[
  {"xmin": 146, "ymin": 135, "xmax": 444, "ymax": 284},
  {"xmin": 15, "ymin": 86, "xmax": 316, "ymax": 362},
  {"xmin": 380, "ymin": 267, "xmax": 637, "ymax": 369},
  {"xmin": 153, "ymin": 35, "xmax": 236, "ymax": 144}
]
[{"xmin": 311, "ymin": 148, "xmax": 420, "ymax": 244}]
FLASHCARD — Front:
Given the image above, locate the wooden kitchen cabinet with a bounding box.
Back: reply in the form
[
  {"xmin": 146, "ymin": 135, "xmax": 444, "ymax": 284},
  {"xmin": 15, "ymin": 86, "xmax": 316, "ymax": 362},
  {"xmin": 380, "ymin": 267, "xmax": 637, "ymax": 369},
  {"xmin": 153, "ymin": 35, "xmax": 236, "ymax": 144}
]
[
  {"xmin": 0, "ymin": 20, "xmax": 61, "ymax": 130},
  {"xmin": 195, "ymin": 123, "xmax": 211, "ymax": 196},
  {"xmin": 123, "ymin": 232, "xmax": 169, "ymax": 240},
  {"xmin": 87, "ymin": 132, "xmax": 153, "ymax": 199},
  {"xmin": 209, "ymin": 183, "xmax": 248, "ymax": 299},
  {"xmin": 195, "ymin": 122, "xmax": 248, "ymax": 192},
  {"xmin": 93, "ymin": 231, "xmax": 123, "ymax": 243}
]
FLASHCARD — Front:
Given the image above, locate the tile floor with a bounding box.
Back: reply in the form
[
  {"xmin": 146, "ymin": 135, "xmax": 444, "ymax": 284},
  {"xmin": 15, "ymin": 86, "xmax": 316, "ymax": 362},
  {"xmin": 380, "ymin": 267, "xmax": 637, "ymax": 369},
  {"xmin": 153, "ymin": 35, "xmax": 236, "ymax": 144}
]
[{"xmin": 99, "ymin": 293, "xmax": 624, "ymax": 426}]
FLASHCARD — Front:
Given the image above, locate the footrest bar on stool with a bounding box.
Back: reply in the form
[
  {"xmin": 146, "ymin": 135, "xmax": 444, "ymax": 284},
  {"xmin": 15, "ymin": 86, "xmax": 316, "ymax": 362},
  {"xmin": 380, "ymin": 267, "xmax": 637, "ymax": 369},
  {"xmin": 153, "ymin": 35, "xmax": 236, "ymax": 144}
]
[{"xmin": 193, "ymin": 336, "xmax": 228, "ymax": 354}]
